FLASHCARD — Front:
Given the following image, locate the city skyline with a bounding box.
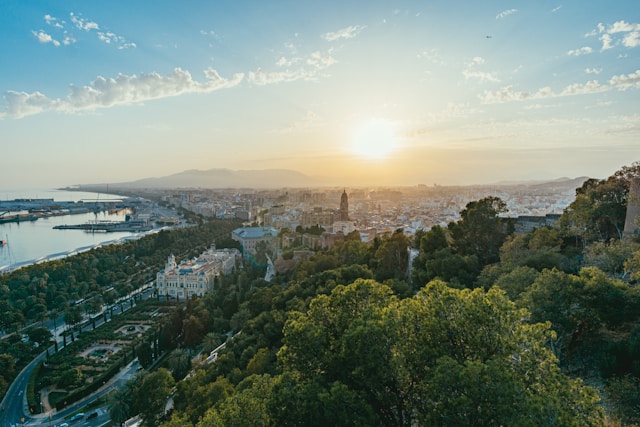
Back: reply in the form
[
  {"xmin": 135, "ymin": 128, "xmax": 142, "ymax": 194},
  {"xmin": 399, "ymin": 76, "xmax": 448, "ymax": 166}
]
[{"xmin": 1, "ymin": 1, "xmax": 639, "ymax": 188}]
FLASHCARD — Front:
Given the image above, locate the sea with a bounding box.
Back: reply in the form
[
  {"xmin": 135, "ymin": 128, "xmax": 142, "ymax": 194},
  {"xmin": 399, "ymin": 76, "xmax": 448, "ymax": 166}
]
[{"xmin": 0, "ymin": 187, "xmax": 140, "ymax": 272}]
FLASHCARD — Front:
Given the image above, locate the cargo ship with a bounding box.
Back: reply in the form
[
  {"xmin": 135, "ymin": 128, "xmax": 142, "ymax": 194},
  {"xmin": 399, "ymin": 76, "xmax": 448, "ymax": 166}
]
[{"xmin": 0, "ymin": 213, "xmax": 38, "ymax": 224}]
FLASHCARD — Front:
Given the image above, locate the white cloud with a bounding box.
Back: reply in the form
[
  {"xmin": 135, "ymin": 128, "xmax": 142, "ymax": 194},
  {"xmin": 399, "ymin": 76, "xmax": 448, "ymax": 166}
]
[
  {"xmin": 551, "ymin": 5, "xmax": 562, "ymax": 13},
  {"xmin": 567, "ymin": 46, "xmax": 592, "ymax": 56},
  {"xmin": 247, "ymin": 68, "xmax": 309, "ymax": 85},
  {"xmin": 609, "ymin": 69, "xmax": 640, "ymax": 90},
  {"xmin": 496, "ymin": 9, "xmax": 517, "ymax": 20},
  {"xmin": 2, "ymin": 68, "xmax": 244, "ymax": 119},
  {"xmin": 600, "ymin": 34, "xmax": 614, "ymax": 50},
  {"xmin": 70, "ymin": 13, "xmax": 99, "ymax": 31},
  {"xmin": 585, "ymin": 68, "xmax": 602, "ymax": 75},
  {"xmin": 463, "ymin": 56, "xmax": 498, "ymax": 83},
  {"xmin": 306, "ymin": 51, "xmax": 337, "ymax": 68},
  {"xmin": 480, "ymin": 69, "xmax": 640, "ymax": 104},
  {"xmin": 586, "ymin": 21, "xmax": 640, "ymax": 51},
  {"xmin": 623, "ymin": 31, "xmax": 640, "ymax": 48},
  {"xmin": 463, "ymin": 70, "xmax": 500, "ymax": 83},
  {"xmin": 32, "ymin": 30, "xmax": 60, "ymax": 47},
  {"xmin": 63, "ymin": 33, "xmax": 77, "ymax": 46},
  {"xmin": 609, "ymin": 21, "xmax": 640, "ymax": 33},
  {"xmin": 322, "ymin": 25, "xmax": 366, "ymax": 42},
  {"xmin": 97, "ymin": 31, "xmax": 135, "ymax": 49},
  {"xmin": 44, "ymin": 14, "xmax": 64, "ymax": 29}
]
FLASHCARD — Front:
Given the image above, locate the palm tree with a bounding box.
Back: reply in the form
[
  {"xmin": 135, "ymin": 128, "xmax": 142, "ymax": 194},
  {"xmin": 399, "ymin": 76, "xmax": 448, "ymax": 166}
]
[
  {"xmin": 167, "ymin": 348, "xmax": 191, "ymax": 381},
  {"xmin": 108, "ymin": 387, "xmax": 131, "ymax": 426}
]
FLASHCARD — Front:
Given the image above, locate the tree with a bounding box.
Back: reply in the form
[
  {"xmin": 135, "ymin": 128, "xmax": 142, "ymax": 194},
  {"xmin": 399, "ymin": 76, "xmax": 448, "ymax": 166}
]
[
  {"xmin": 278, "ymin": 279, "xmax": 604, "ymax": 426},
  {"xmin": 64, "ymin": 305, "xmax": 83, "ymax": 329},
  {"xmin": 137, "ymin": 342, "xmax": 154, "ymax": 369},
  {"xmin": 371, "ymin": 229, "xmax": 410, "ymax": 282},
  {"xmin": 167, "ymin": 348, "xmax": 191, "ymax": 381},
  {"xmin": 449, "ymin": 196, "xmax": 511, "ymax": 265},
  {"xmin": 132, "ymin": 369, "xmax": 175, "ymax": 427},
  {"xmin": 27, "ymin": 326, "xmax": 53, "ymax": 348},
  {"xmin": 109, "ymin": 386, "xmax": 132, "ymax": 426},
  {"xmin": 561, "ymin": 167, "xmax": 636, "ymax": 245},
  {"xmin": 199, "ymin": 374, "xmax": 275, "ymax": 427}
]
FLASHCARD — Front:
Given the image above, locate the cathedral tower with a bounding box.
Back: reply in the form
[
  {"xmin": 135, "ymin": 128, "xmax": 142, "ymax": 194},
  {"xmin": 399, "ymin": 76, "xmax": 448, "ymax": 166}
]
[{"xmin": 340, "ymin": 189, "xmax": 349, "ymax": 221}]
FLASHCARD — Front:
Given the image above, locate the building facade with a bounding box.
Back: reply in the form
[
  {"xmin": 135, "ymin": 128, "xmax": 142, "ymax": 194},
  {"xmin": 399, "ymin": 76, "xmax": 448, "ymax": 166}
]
[
  {"xmin": 155, "ymin": 245, "xmax": 239, "ymax": 300},
  {"xmin": 231, "ymin": 227, "xmax": 278, "ymax": 254}
]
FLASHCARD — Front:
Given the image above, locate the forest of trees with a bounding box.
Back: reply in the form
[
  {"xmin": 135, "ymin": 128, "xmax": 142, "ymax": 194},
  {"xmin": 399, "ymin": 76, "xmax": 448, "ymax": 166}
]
[{"xmin": 102, "ymin": 162, "xmax": 640, "ymax": 426}]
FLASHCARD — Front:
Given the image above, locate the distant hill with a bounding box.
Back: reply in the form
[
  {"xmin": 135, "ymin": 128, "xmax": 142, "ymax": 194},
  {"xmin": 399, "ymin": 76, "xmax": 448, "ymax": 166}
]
[
  {"xmin": 102, "ymin": 168, "xmax": 327, "ymax": 189},
  {"xmin": 74, "ymin": 170, "xmax": 591, "ymax": 191}
]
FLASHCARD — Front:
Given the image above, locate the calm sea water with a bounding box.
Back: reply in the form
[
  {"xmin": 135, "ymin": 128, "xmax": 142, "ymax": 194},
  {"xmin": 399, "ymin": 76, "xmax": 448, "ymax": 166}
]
[{"xmin": 0, "ymin": 188, "xmax": 138, "ymax": 271}]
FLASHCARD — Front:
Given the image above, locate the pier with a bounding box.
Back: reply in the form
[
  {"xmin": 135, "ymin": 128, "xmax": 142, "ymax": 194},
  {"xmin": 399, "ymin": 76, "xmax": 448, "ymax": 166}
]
[{"xmin": 53, "ymin": 220, "xmax": 152, "ymax": 233}]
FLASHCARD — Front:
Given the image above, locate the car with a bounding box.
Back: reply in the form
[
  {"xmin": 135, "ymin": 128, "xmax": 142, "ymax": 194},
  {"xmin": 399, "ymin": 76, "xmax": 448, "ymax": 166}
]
[
  {"xmin": 87, "ymin": 412, "xmax": 98, "ymax": 419},
  {"xmin": 57, "ymin": 423, "xmax": 69, "ymax": 427},
  {"xmin": 69, "ymin": 412, "xmax": 85, "ymax": 421}
]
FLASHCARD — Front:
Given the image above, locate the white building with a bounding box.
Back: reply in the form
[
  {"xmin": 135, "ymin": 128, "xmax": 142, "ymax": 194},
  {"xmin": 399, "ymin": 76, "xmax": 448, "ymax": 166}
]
[{"xmin": 155, "ymin": 245, "xmax": 239, "ymax": 300}]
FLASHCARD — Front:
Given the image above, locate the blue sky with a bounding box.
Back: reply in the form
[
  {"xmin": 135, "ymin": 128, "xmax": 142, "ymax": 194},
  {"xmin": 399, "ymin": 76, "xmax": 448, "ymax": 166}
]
[{"xmin": 1, "ymin": 0, "xmax": 639, "ymax": 188}]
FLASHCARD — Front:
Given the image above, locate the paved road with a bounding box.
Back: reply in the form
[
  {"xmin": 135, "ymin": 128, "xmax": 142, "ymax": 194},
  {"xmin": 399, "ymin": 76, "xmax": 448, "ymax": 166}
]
[{"xmin": 0, "ymin": 287, "xmax": 154, "ymax": 427}]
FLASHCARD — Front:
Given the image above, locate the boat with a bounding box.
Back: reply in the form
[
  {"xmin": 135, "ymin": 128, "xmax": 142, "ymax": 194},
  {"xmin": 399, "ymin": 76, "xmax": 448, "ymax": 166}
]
[
  {"xmin": 0, "ymin": 213, "xmax": 38, "ymax": 224},
  {"xmin": 0, "ymin": 239, "xmax": 6, "ymax": 246}
]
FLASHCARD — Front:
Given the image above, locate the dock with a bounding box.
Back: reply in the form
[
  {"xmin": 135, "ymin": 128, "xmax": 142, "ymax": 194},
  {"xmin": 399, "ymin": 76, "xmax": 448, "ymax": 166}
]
[{"xmin": 53, "ymin": 220, "xmax": 152, "ymax": 233}]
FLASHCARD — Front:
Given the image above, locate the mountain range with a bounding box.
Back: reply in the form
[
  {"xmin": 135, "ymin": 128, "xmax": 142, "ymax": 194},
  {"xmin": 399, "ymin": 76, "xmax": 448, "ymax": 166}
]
[{"xmin": 74, "ymin": 168, "xmax": 589, "ymax": 191}]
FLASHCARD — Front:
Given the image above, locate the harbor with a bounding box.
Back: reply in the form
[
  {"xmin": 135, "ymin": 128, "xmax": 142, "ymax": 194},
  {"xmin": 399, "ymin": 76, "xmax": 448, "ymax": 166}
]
[{"xmin": 54, "ymin": 219, "xmax": 153, "ymax": 232}]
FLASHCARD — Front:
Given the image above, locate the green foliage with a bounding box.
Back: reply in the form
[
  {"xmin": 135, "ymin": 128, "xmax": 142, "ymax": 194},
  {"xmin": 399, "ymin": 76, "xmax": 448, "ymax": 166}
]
[
  {"xmin": 130, "ymin": 368, "xmax": 175, "ymax": 427},
  {"xmin": 605, "ymin": 375, "xmax": 640, "ymax": 425},
  {"xmin": 278, "ymin": 279, "xmax": 603, "ymax": 426},
  {"xmin": 449, "ymin": 196, "xmax": 511, "ymax": 265},
  {"xmin": 560, "ymin": 162, "xmax": 640, "ymax": 245},
  {"xmin": 58, "ymin": 367, "xmax": 84, "ymax": 388}
]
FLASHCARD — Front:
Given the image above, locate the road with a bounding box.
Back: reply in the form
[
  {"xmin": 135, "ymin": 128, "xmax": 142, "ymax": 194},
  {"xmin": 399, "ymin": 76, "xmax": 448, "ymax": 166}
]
[{"xmin": 0, "ymin": 286, "xmax": 154, "ymax": 427}]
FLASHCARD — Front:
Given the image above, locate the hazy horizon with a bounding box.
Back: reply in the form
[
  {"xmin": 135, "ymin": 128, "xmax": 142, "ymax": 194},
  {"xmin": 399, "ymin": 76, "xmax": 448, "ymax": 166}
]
[{"xmin": 1, "ymin": 1, "xmax": 638, "ymax": 188}]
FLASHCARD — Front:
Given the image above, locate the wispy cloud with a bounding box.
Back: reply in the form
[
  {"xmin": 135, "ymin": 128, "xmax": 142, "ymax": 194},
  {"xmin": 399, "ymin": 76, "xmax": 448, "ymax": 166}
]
[
  {"xmin": 70, "ymin": 13, "xmax": 99, "ymax": 31},
  {"xmin": 250, "ymin": 46, "xmax": 338, "ymax": 86},
  {"xmin": 480, "ymin": 69, "xmax": 640, "ymax": 104},
  {"xmin": 585, "ymin": 20, "xmax": 640, "ymax": 51},
  {"xmin": 463, "ymin": 56, "xmax": 499, "ymax": 83},
  {"xmin": 585, "ymin": 68, "xmax": 602, "ymax": 75},
  {"xmin": 274, "ymin": 110, "xmax": 321, "ymax": 133},
  {"xmin": 32, "ymin": 30, "xmax": 60, "ymax": 47},
  {"xmin": 44, "ymin": 14, "xmax": 64, "ymax": 29},
  {"xmin": 322, "ymin": 25, "xmax": 366, "ymax": 42},
  {"xmin": 496, "ymin": 9, "xmax": 517, "ymax": 20},
  {"xmin": 97, "ymin": 31, "xmax": 136, "ymax": 49},
  {"xmin": 1, "ymin": 68, "xmax": 243, "ymax": 119},
  {"xmin": 33, "ymin": 12, "xmax": 134, "ymax": 49},
  {"xmin": 551, "ymin": 5, "xmax": 562, "ymax": 13},
  {"xmin": 567, "ymin": 46, "xmax": 592, "ymax": 56}
]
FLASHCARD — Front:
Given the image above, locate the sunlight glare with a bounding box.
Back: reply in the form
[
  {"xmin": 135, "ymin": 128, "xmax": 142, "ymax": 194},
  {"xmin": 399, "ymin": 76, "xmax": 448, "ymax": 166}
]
[{"xmin": 351, "ymin": 118, "xmax": 397, "ymax": 160}]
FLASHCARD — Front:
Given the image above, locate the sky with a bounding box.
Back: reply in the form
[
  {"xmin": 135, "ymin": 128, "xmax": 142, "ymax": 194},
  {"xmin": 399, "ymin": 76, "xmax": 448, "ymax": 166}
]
[{"xmin": 1, "ymin": 0, "xmax": 639, "ymax": 189}]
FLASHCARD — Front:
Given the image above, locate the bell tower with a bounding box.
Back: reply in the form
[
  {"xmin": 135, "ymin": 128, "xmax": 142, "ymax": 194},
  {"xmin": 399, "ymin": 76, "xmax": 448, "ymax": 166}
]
[{"xmin": 340, "ymin": 189, "xmax": 349, "ymax": 221}]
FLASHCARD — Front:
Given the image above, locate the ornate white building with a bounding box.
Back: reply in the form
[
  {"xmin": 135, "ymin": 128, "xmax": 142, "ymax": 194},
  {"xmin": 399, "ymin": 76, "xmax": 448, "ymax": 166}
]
[{"xmin": 155, "ymin": 245, "xmax": 240, "ymax": 300}]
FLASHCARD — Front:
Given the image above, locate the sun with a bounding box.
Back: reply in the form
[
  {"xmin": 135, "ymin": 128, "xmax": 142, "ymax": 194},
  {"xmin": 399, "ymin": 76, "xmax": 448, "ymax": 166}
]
[{"xmin": 350, "ymin": 118, "xmax": 397, "ymax": 160}]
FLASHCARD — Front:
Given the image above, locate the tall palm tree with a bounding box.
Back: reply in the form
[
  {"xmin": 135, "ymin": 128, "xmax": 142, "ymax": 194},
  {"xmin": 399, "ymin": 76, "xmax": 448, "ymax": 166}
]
[{"xmin": 108, "ymin": 387, "xmax": 131, "ymax": 426}]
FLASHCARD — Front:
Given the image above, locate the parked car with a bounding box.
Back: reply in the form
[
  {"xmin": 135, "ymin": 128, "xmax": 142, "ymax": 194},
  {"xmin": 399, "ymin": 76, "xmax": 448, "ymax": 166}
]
[{"xmin": 87, "ymin": 412, "xmax": 98, "ymax": 419}]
